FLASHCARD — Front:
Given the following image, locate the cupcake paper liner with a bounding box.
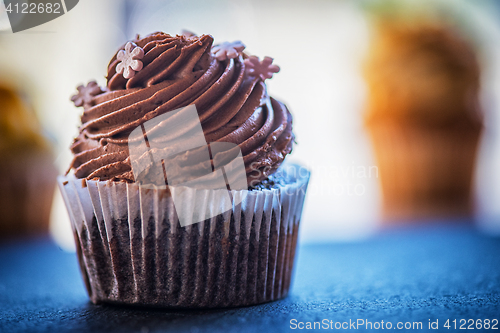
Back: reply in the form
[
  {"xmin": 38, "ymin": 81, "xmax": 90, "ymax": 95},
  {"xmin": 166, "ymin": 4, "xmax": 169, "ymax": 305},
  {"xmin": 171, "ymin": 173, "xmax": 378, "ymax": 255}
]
[
  {"xmin": 0, "ymin": 151, "xmax": 57, "ymax": 238},
  {"xmin": 368, "ymin": 122, "xmax": 481, "ymax": 220},
  {"xmin": 58, "ymin": 164, "xmax": 310, "ymax": 308}
]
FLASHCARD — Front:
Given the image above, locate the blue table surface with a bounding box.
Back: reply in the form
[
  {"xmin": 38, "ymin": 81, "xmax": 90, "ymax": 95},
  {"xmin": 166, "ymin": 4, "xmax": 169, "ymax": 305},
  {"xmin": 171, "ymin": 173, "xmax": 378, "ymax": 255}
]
[{"xmin": 0, "ymin": 224, "xmax": 499, "ymax": 333}]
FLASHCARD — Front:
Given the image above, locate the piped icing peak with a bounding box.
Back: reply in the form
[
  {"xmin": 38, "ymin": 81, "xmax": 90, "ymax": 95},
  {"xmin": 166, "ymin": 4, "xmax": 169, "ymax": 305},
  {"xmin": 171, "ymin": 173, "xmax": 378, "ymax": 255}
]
[
  {"xmin": 69, "ymin": 32, "xmax": 293, "ymax": 186},
  {"xmin": 106, "ymin": 33, "xmax": 215, "ymax": 91}
]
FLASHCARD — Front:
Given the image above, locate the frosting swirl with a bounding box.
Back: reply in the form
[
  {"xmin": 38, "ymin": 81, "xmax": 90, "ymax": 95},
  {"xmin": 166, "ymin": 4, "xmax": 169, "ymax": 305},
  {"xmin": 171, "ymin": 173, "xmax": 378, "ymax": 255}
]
[{"xmin": 69, "ymin": 32, "xmax": 294, "ymax": 186}]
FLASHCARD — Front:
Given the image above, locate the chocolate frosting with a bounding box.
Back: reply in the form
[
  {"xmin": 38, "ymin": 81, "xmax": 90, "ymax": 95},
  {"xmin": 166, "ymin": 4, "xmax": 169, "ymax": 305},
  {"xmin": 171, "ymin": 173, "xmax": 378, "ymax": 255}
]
[
  {"xmin": 364, "ymin": 22, "xmax": 482, "ymax": 127},
  {"xmin": 69, "ymin": 32, "xmax": 294, "ymax": 186}
]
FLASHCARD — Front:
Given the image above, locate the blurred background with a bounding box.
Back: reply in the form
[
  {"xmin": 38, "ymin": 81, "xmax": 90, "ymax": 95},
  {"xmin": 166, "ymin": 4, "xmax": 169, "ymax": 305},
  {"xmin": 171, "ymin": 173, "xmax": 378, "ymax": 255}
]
[{"xmin": 1, "ymin": 0, "xmax": 500, "ymax": 250}]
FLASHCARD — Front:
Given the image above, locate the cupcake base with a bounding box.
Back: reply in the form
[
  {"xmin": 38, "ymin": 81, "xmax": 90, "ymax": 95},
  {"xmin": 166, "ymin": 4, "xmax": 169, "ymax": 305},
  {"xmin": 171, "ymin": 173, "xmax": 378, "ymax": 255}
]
[
  {"xmin": 0, "ymin": 151, "xmax": 57, "ymax": 239},
  {"xmin": 368, "ymin": 121, "xmax": 481, "ymax": 222},
  {"xmin": 59, "ymin": 164, "xmax": 309, "ymax": 308}
]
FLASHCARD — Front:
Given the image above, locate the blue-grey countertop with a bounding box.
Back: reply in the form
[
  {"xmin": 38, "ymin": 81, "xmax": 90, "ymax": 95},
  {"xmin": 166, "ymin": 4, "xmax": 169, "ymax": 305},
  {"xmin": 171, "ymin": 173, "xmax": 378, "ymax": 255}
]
[{"xmin": 1, "ymin": 223, "xmax": 499, "ymax": 332}]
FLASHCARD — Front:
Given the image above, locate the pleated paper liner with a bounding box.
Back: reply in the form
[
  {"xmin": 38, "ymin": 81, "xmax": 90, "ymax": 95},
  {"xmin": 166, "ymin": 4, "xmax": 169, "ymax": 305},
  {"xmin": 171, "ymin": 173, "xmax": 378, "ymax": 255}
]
[
  {"xmin": 368, "ymin": 121, "xmax": 481, "ymax": 220},
  {"xmin": 58, "ymin": 164, "xmax": 310, "ymax": 308}
]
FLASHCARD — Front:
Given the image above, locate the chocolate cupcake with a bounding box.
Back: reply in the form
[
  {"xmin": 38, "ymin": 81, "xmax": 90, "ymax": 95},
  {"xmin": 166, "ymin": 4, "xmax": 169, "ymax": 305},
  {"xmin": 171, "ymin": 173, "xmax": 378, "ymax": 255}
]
[
  {"xmin": 363, "ymin": 20, "xmax": 483, "ymax": 221},
  {"xmin": 0, "ymin": 84, "xmax": 57, "ymax": 239},
  {"xmin": 58, "ymin": 32, "xmax": 309, "ymax": 308}
]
